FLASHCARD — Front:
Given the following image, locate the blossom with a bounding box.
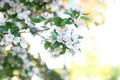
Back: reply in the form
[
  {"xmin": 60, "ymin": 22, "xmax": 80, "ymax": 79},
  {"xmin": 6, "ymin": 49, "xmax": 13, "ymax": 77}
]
[
  {"xmin": 57, "ymin": 34, "xmax": 63, "ymax": 42},
  {"xmin": 24, "ymin": 18, "xmax": 34, "ymax": 27},
  {"xmin": 0, "ymin": 1, "xmax": 5, "ymax": 8},
  {"xmin": 7, "ymin": 9, "xmax": 16, "ymax": 15},
  {"xmin": 20, "ymin": 39, "xmax": 28, "ymax": 48},
  {"xmin": 26, "ymin": 0, "xmax": 34, "ymax": 2},
  {"xmin": 42, "ymin": 12, "xmax": 54, "ymax": 18},
  {"xmin": 13, "ymin": 37, "xmax": 21, "ymax": 45},
  {"xmin": 9, "ymin": 1, "xmax": 27, "ymax": 13},
  {"xmin": 0, "ymin": 12, "xmax": 6, "ymax": 26},
  {"xmin": 3, "ymin": 0, "xmax": 11, "ymax": 3},
  {"xmin": 17, "ymin": 10, "xmax": 31, "ymax": 20},
  {"xmin": 65, "ymin": 40, "xmax": 74, "ymax": 49},
  {"xmin": 12, "ymin": 46, "xmax": 25, "ymax": 56},
  {"xmin": 0, "ymin": 38, "xmax": 5, "ymax": 45},
  {"xmin": 4, "ymin": 29, "xmax": 14, "ymax": 43},
  {"xmin": 71, "ymin": 32, "xmax": 78, "ymax": 41},
  {"xmin": 15, "ymin": 22, "xmax": 23, "ymax": 29}
]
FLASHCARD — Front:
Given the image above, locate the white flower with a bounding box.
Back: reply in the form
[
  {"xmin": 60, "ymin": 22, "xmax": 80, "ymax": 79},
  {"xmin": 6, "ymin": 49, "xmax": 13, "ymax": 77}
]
[
  {"xmin": 0, "ymin": 38, "xmax": 5, "ymax": 45},
  {"xmin": 62, "ymin": 34, "xmax": 70, "ymax": 41},
  {"xmin": 0, "ymin": 12, "xmax": 6, "ymax": 26},
  {"xmin": 24, "ymin": 18, "xmax": 34, "ymax": 27},
  {"xmin": 15, "ymin": 22, "xmax": 23, "ymax": 29},
  {"xmin": 20, "ymin": 39, "xmax": 28, "ymax": 48},
  {"xmin": 42, "ymin": 12, "xmax": 53, "ymax": 18},
  {"xmin": 17, "ymin": 10, "xmax": 31, "ymax": 20},
  {"xmin": 26, "ymin": 0, "xmax": 34, "ymax": 2},
  {"xmin": 8, "ymin": 1, "xmax": 15, "ymax": 7},
  {"xmin": 57, "ymin": 34, "xmax": 63, "ymax": 42},
  {"xmin": 9, "ymin": 1, "xmax": 27, "ymax": 14},
  {"xmin": 65, "ymin": 40, "xmax": 74, "ymax": 49},
  {"xmin": 43, "ymin": 0, "xmax": 49, "ymax": 2},
  {"xmin": 13, "ymin": 37, "xmax": 21, "ymax": 45},
  {"xmin": 0, "ymin": 1, "xmax": 5, "ymax": 8},
  {"xmin": 4, "ymin": 29, "xmax": 14, "ymax": 43},
  {"xmin": 7, "ymin": 9, "xmax": 16, "ymax": 15},
  {"xmin": 32, "ymin": 67, "xmax": 39, "ymax": 74},
  {"xmin": 50, "ymin": 47, "xmax": 62, "ymax": 56},
  {"xmin": 74, "ymin": 18, "xmax": 81, "ymax": 27},
  {"xmin": 72, "ymin": 43, "xmax": 80, "ymax": 53},
  {"xmin": 71, "ymin": 33, "xmax": 78, "ymax": 41},
  {"xmin": 4, "ymin": 0, "xmax": 11, "ymax": 3}
]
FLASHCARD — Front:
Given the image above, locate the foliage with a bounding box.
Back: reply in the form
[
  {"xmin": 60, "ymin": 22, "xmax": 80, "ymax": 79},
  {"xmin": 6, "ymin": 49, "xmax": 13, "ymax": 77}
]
[{"xmin": 0, "ymin": 0, "xmax": 89, "ymax": 79}]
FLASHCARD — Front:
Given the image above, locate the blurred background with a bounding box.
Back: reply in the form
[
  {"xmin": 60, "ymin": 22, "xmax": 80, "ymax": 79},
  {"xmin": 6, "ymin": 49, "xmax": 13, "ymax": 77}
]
[
  {"xmin": 29, "ymin": 0, "xmax": 120, "ymax": 80},
  {"xmin": 1, "ymin": 0, "xmax": 120, "ymax": 80},
  {"xmin": 41, "ymin": 0, "xmax": 120, "ymax": 80}
]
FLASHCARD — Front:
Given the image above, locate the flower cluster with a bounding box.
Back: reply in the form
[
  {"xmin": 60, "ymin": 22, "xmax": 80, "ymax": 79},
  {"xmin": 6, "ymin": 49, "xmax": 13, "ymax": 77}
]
[
  {"xmin": 12, "ymin": 46, "xmax": 39, "ymax": 78},
  {"xmin": 0, "ymin": 12, "xmax": 6, "ymax": 26},
  {"xmin": 0, "ymin": 0, "xmax": 89, "ymax": 79},
  {"xmin": 0, "ymin": 29, "xmax": 28, "ymax": 48}
]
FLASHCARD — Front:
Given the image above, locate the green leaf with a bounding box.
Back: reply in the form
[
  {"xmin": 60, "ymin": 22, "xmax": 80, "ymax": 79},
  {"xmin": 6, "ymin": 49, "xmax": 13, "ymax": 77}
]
[
  {"xmin": 78, "ymin": 48, "xmax": 81, "ymax": 52},
  {"xmin": 64, "ymin": 11, "xmax": 72, "ymax": 17},
  {"xmin": 5, "ymin": 22, "xmax": 13, "ymax": 29},
  {"xmin": 53, "ymin": 16, "xmax": 63, "ymax": 26},
  {"xmin": 19, "ymin": 0, "xmax": 26, "ymax": 3},
  {"xmin": 12, "ymin": 17, "xmax": 21, "ymax": 22},
  {"xmin": 0, "ymin": 27, "xmax": 7, "ymax": 32},
  {"xmin": 31, "ymin": 16, "xmax": 46, "ymax": 23},
  {"xmin": 51, "ymin": 41, "xmax": 61, "ymax": 50},
  {"xmin": 80, "ymin": 16, "xmax": 90, "ymax": 21},
  {"xmin": 70, "ymin": 8, "xmax": 80, "ymax": 18},
  {"xmin": 35, "ymin": 5, "xmax": 42, "ymax": 10},
  {"xmin": 60, "ymin": 45, "xmax": 66, "ymax": 54},
  {"xmin": 11, "ymin": 27, "xmax": 20, "ymax": 36},
  {"xmin": 63, "ymin": 18, "xmax": 73, "ymax": 24},
  {"xmin": 51, "ymin": 29, "xmax": 59, "ymax": 38},
  {"xmin": 44, "ymin": 41, "xmax": 51, "ymax": 50},
  {"xmin": 0, "ymin": 32, "xmax": 3, "ymax": 36},
  {"xmin": 78, "ymin": 35, "xmax": 83, "ymax": 39},
  {"xmin": 2, "ymin": 3, "xmax": 10, "ymax": 11},
  {"xmin": 74, "ymin": 24, "xmax": 78, "ymax": 28}
]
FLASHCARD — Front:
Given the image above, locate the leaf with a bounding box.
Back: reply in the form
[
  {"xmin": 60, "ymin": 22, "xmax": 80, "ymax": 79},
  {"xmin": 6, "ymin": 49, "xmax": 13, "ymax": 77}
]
[
  {"xmin": 51, "ymin": 29, "xmax": 59, "ymax": 38},
  {"xmin": 11, "ymin": 27, "xmax": 20, "ymax": 36},
  {"xmin": 31, "ymin": 16, "xmax": 46, "ymax": 23},
  {"xmin": 64, "ymin": 11, "xmax": 72, "ymax": 17},
  {"xmin": 19, "ymin": 0, "xmax": 26, "ymax": 3},
  {"xmin": 60, "ymin": 45, "xmax": 66, "ymax": 54},
  {"xmin": 12, "ymin": 17, "xmax": 21, "ymax": 22},
  {"xmin": 78, "ymin": 35, "xmax": 83, "ymax": 39},
  {"xmin": 0, "ymin": 27, "xmax": 7, "ymax": 32},
  {"xmin": 80, "ymin": 16, "xmax": 90, "ymax": 21},
  {"xmin": 35, "ymin": 4, "xmax": 42, "ymax": 10},
  {"xmin": 51, "ymin": 41, "xmax": 61, "ymax": 50},
  {"xmin": 53, "ymin": 16, "xmax": 63, "ymax": 26},
  {"xmin": 63, "ymin": 18, "xmax": 73, "ymax": 24},
  {"xmin": 78, "ymin": 48, "xmax": 81, "ymax": 52},
  {"xmin": 70, "ymin": 8, "xmax": 80, "ymax": 18},
  {"xmin": 3, "ymin": 3, "xmax": 10, "ymax": 11},
  {"xmin": 44, "ymin": 41, "xmax": 51, "ymax": 50},
  {"xmin": 5, "ymin": 22, "xmax": 13, "ymax": 29}
]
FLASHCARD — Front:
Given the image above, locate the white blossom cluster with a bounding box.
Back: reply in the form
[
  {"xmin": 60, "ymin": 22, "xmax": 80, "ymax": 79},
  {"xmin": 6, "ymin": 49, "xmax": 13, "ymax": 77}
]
[
  {"xmin": 12, "ymin": 46, "xmax": 39, "ymax": 77},
  {"xmin": 0, "ymin": 1, "xmax": 31, "ymax": 48},
  {"xmin": 57, "ymin": 26, "xmax": 81, "ymax": 52},
  {"xmin": 0, "ymin": 29, "xmax": 28, "ymax": 48},
  {"xmin": 0, "ymin": 0, "xmax": 88, "ymax": 79},
  {"xmin": 0, "ymin": 0, "xmax": 88, "ymax": 56},
  {"xmin": 0, "ymin": 12, "xmax": 6, "ymax": 26}
]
